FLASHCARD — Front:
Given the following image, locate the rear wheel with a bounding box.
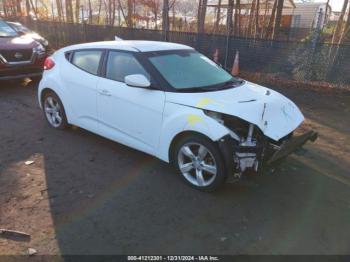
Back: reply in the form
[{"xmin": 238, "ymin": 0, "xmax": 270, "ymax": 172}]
[
  {"xmin": 42, "ymin": 92, "xmax": 68, "ymax": 130},
  {"xmin": 172, "ymin": 134, "xmax": 227, "ymax": 191}
]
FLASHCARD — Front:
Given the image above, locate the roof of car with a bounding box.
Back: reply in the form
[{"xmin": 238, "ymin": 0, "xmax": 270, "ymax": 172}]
[{"xmin": 64, "ymin": 40, "xmax": 193, "ymax": 52}]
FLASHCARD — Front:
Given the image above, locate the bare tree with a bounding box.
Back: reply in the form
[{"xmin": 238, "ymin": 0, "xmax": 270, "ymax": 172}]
[
  {"xmin": 214, "ymin": 0, "xmax": 222, "ymax": 33},
  {"xmin": 331, "ymin": 0, "xmax": 349, "ymax": 44},
  {"xmin": 163, "ymin": 0, "xmax": 169, "ymax": 37},
  {"xmin": 226, "ymin": 0, "xmax": 234, "ymax": 35},
  {"xmin": 75, "ymin": 0, "xmax": 80, "ymax": 23},
  {"xmin": 175, "ymin": 0, "xmax": 197, "ymax": 31},
  {"xmin": 16, "ymin": 0, "xmax": 22, "ymax": 15},
  {"xmin": 127, "ymin": 0, "xmax": 134, "ymax": 27},
  {"xmin": 254, "ymin": 0, "xmax": 260, "ymax": 38},
  {"xmin": 26, "ymin": 0, "xmax": 31, "ymax": 16},
  {"xmin": 197, "ymin": 0, "xmax": 207, "ymax": 33},
  {"xmin": 116, "ymin": 0, "xmax": 128, "ymax": 25},
  {"xmin": 141, "ymin": 0, "xmax": 161, "ymax": 29},
  {"xmin": 272, "ymin": 0, "xmax": 284, "ymax": 40},
  {"xmin": 88, "ymin": 0, "xmax": 92, "ymax": 23},
  {"xmin": 325, "ymin": 0, "xmax": 330, "ymax": 22},
  {"xmin": 55, "ymin": 0, "xmax": 64, "ymax": 21},
  {"xmin": 260, "ymin": 0, "xmax": 270, "ymax": 38},
  {"xmin": 97, "ymin": 0, "xmax": 102, "ymax": 24},
  {"xmin": 65, "ymin": 0, "xmax": 74, "ymax": 22},
  {"xmin": 265, "ymin": 0, "xmax": 277, "ymax": 38},
  {"xmin": 246, "ymin": 0, "xmax": 256, "ymax": 37},
  {"xmin": 29, "ymin": 0, "xmax": 38, "ymax": 18},
  {"xmin": 2, "ymin": 0, "xmax": 8, "ymax": 17},
  {"xmin": 234, "ymin": 0, "xmax": 241, "ymax": 36}
]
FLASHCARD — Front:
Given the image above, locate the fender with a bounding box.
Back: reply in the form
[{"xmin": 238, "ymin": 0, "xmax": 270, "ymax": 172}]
[
  {"xmin": 156, "ymin": 102, "xmax": 230, "ymax": 162},
  {"xmin": 38, "ymin": 63, "xmax": 76, "ymax": 125},
  {"xmin": 38, "ymin": 69, "xmax": 74, "ymax": 124}
]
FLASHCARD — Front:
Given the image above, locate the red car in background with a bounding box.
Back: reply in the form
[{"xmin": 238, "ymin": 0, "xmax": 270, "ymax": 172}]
[{"xmin": 0, "ymin": 19, "xmax": 47, "ymax": 81}]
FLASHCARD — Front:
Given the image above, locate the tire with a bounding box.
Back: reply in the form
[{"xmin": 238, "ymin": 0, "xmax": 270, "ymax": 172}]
[
  {"xmin": 42, "ymin": 91, "xmax": 68, "ymax": 130},
  {"xmin": 172, "ymin": 134, "xmax": 227, "ymax": 192}
]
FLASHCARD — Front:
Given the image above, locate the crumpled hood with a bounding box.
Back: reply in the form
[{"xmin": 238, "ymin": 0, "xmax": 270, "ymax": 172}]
[
  {"xmin": 0, "ymin": 36, "xmax": 37, "ymax": 50},
  {"xmin": 166, "ymin": 81, "xmax": 304, "ymax": 141}
]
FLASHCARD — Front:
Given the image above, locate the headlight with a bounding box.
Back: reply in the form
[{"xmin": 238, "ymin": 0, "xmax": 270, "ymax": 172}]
[
  {"xmin": 42, "ymin": 39, "xmax": 49, "ymax": 46},
  {"xmin": 33, "ymin": 43, "xmax": 46, "ymax": 54}
]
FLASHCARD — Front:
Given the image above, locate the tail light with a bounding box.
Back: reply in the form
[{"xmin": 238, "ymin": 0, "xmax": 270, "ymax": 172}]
[{"xmin": 44, "ymin": 57, "xmax": 55, "ymax": 70}]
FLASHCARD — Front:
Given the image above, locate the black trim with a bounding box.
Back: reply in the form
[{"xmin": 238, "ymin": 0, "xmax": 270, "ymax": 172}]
[
  {"xmin": 135, "ymin": 52, "xmax": 172, "ymax": 92},
  {"xmin": 217, "ymin": 135, "xmax": 236, "ymax": 176}
]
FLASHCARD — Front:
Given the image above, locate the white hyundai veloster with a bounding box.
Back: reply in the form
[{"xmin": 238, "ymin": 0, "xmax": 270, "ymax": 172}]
[{"xmin": 38, "ymin": 40, "xmax": 317, "ymax": 191}]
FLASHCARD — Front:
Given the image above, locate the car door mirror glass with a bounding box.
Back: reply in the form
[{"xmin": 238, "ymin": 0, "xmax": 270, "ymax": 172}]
[{"xmin": 125, "ymin": 74, "xmax": 151, "ymax": 88}]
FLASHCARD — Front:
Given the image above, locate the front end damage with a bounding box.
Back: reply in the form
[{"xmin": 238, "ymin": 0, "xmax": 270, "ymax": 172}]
[
  {"xmin": 215, "ymin": 114, "xmax": 318, "ymax": 178},
  {"xmin": 166, "ymin": 81, "xmax": 318, "ymax": 178}
]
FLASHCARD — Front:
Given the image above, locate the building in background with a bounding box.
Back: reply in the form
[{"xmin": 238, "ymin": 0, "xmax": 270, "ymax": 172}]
[
  {"xmin": 330, "ymin": 11, "xmax": 341, "ymax": 21},
  {"xmin": 285, "ymin": 2, "xmax": 332, "ymax": 29},
  {"xmin": 284, "ymin": 2, "xmax": 332, "ymax": 40},
  {"xmin": 207, "ymin": 0, "xmax": 296, "ymax": 33}
]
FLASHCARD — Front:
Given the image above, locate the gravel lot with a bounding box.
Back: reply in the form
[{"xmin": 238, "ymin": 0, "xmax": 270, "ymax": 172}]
[{"xmin": 1, "ymin": 80, "xmax": 350, "ymax": 255}]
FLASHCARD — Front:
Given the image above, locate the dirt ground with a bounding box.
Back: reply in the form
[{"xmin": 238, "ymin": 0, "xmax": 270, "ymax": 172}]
[{"xmin": 0, "ymin": 80, "xmax": 350, "ymax": 256}]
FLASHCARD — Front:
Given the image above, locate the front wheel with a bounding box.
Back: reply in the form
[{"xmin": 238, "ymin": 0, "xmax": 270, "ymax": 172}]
[{"xmin": 172, "ymin": 134, "xmax": 227, "ymax": 191}]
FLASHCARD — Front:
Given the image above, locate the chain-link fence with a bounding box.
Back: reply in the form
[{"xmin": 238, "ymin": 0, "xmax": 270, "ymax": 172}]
[{"xmin": 25, "ymin": 20, "xmax": 350, "ymax": 87}]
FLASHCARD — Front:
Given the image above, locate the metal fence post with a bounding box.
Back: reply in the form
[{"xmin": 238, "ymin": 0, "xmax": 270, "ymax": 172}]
[
  {"xmin": 311, "ymin": 8, "xmax": 323, "ymax": 51},
  {"xmin": 307, "ymin": 8, "xmax": 324, "ymax": 80},
  {"xmin": 224, "ymin": 33, "xmax": 231, "ymax": 70}
]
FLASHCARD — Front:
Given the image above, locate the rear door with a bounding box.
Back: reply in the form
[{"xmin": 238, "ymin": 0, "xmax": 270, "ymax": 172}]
[
  {"xmin": 97, "ymin": 50, "xmax": 165, "ymax": 155},
  {"xmin": 60, "ymin": 49, "xmax": 104, "ymax": 131}
]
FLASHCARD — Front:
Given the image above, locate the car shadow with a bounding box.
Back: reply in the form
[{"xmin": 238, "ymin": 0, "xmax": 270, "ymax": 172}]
[{"xmin": 40, "ymin": 126, "xmax": 350, "ymax": 255}]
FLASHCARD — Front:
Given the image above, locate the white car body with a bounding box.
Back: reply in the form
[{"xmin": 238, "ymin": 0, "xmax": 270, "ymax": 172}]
[{"xmin": 38, "ymin": 40, "xmax": 316, "ymax": 190}]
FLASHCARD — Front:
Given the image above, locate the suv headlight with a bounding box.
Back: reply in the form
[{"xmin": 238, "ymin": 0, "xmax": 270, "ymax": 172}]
[{"xmin": 33, "ymin": 43, "xmax": 46, "ymax": 54}]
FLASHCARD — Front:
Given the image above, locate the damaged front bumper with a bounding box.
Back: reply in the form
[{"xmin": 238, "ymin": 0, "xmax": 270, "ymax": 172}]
[
  {"xmin": 267, "ymin": 130, "xmax": 318, "ymax": 165},
  {"xmin": 218, "ymin": 129, "xmax": 318, "ymax": 178}
]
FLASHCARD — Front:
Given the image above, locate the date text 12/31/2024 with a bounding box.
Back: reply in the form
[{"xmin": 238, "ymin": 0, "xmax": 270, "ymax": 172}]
[{"xmin": 127, "ymin": 256, "xmax": 220, "ymax": 261}]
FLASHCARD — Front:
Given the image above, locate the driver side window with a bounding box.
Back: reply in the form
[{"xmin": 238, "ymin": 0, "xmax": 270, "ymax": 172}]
[{"xmin": 106, "ymin": 51, "xmax": 150, "ymax": 83}]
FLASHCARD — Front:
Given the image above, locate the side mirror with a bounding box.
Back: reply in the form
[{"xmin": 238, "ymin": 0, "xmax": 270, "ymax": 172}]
[
  {"xmin": 125, "ymin": 74, "xmax": 151, "ymax": 88},
  {"xmin": 17, "ymin": 31, "xmax": 26, "ymax": 36}
]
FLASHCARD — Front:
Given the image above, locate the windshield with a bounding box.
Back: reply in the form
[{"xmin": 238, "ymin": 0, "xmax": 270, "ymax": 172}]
[
  {"xmin": 0, "ymin": 21, "xmax": 18, "ymax": 37},
  {"xmin": 148, "ymin": 50, "xmax": 238, "ymax": 91},
  {"xmin": 8, "ymin": 22, "xmax": 31, "ymax": 33}
]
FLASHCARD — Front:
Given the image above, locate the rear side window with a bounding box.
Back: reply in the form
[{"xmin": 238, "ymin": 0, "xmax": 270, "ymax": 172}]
[
  {"xmin": 72, "ymin": 50, "xmax": 103, "ymax": 75},
  {"xmin": 106, "ymin": 51, "xmax": 149, "ymax": 82}
]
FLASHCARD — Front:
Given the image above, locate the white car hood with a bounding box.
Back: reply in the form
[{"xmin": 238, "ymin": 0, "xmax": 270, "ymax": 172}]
[{"xmin": 166, "ymin": 81, "xmax": 304, "ymax": 141}]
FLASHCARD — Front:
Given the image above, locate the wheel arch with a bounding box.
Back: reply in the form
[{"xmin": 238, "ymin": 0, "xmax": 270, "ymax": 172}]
[
  {"xmin": 40, "ymin": 87, "xmax": 57, "ymax": 106},
  {"xmin": 156, "ymin": 106, "xmax": 230, "ymax": 163},
  {"xmin": 168, "ymin": 131, "xmax": 213, "ymax": 164},
  {"xmin": 39, "ymin": 87, "xmax": 72, "ymax": 124}
]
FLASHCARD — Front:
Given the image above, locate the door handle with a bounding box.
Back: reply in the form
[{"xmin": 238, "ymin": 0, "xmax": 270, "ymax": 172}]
[{"xmin": 99, "ymin": 89, "xmax": 111, "ymax": 96}]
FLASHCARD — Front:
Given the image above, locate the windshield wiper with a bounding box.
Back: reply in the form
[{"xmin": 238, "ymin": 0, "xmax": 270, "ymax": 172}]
[
  {"xmin": 208, "ymin": 79, "xmax": 244, "ymax": 91},
  {"xmin": 178, "ymin": 87, "xmax": 213, "ymax": 93},
  {"xmin": 177, "ymin": 79, "xmax": 244, "ymax": 93}
]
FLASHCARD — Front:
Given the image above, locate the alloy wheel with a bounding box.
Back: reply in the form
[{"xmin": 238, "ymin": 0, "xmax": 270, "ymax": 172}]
[
  {"xmin": 44, "ymin": 96, "xmax": 63, "ymax": 128},
  {"xmin": 177, "ymin": 142, "xmax": 217, "ymax": 187}
]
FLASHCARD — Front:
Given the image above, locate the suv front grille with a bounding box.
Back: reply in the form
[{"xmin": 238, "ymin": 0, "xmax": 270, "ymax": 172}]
[{"xmin": 0, "ymin": 49, "xmax": 33, "ymax": 62}]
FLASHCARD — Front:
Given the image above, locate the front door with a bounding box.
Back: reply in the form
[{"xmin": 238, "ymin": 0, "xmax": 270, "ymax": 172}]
[{"xmin": 97, "ymin": 51, "xmax": 165, "ymax": 155}]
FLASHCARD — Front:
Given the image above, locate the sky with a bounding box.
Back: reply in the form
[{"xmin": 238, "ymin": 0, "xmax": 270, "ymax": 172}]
[
  {"xmin": 327, "ymin": 0, "xmax": 345, "ymax": 11},
  {"xmin": 317, "ymin": 0, "xmax": 344, "ymax": 11}
]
